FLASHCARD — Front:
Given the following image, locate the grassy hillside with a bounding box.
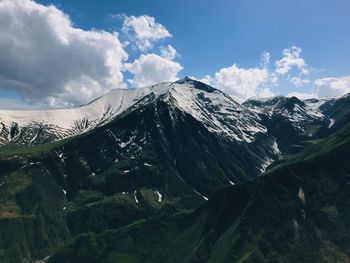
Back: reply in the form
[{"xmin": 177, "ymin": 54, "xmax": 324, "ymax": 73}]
[{"xmin": 49, "ymin": 124, "xmax": 350, "ymax": 263}]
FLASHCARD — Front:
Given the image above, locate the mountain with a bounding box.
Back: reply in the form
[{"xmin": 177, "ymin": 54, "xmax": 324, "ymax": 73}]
[
  {"xmin": 2, "ymin": 77, "xmax": 345, "ymax": 157},
  {"xmin": 0, "ymin": 77, "xmax": 269, "ymax": 147},
  {"xmin": 321, "ymin": 93, "xmax": 350, "ymax": 132},
  {"xmin": 0, "ymin": 78, "xmax": 282, "ymax": 199},
  {"xmin": 0, "ymin": 78, "xmax": 280, "ymax": 263},
  {"xmin": 48, "ymin": 122, "xmax": 350, "ymax": 263},
  {"xmin": 0, "ymin": 78, "xmax": 349, "ymax": 263},
  {"xmin": 0, "ymin": 84, "xmax": 170, "ymax": 146},
  {"xmin": 243, "ymin": 96, "xmax": 335, "ymax": 152}
]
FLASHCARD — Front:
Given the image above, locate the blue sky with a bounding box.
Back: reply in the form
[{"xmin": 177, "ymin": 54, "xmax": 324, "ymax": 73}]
[
  {"xmin": 40, "ymin": 0, "xmax": 350, "ymax": 73},
  {"xmin": 0, "ymin": 0, "xmax": 349, "ymax": 109}
]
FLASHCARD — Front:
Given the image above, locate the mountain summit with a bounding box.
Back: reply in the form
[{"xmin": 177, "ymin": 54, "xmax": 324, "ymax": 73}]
[
  {"xmin": 0, "ymin": 78, "xmax": 267, "ymax": 146},
  {"xmin": 1, "ymin": 79, "xmax": 350, "ymax": 263}
]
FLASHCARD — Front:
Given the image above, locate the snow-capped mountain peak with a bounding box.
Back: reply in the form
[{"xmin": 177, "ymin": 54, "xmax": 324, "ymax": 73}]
[
  {"xmin": 165, "ymin": 78, "xmax": 267, "ymax": 142},
  {"xmin": 0, "ymin": 83, "xmax": 170, "ymax": 146},
  {"xmin": 0, "ymin": 78, "xmax": 271, "ymax": 146}
]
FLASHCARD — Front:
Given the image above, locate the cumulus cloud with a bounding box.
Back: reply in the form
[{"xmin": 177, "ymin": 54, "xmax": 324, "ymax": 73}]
[
  {"xmin": 160, "ymin": 45, "xmax": 177, "ymax": 60},
  {"xmin": 286, "ymin": 76, "xmax": 350, "ymax": 100},
  {"xmin": 290, "ymin": 77, "xmax": 310, "ymax": 87},
  {"xmin": 266, "ymin": 46, "xmax": 313, "ymax": 88},
  {"xmin": 124, "ymin": 53, "xmax": 183, "ymax": 87},
  {"xmin": 214, "ymin": 65, "xmax": 270, "ymax": 101},
  {"xmin": 193, "ymin": 48, "xmax": 350, "ymax": 102},
  {"xmin": 261, "ymin": 51, "xmax": 270, "ymax": 67},
  {"xmin": 0, "ymin": 0, "xmax": 128, "ymax": 107},
  {"xmin": 258, "ymin": 88, "xmax": 275, "ymax": 98},
  {"xmin": 313, "ymin": 77, "xmax": 350, "ymax": 97},
  {"xmin": 0, "ymin": 2, "xmax": 347, "ymax": 110},
  {"xmin": 275, "ymin": 46, "xmax": 309, "ymax": 76},
  {"xmin": 0, "ymin": 97, "xmax": 45, "ymax": 110},
  {"xmin": 194, "ymin": 64, "xmax": 274, "ymax": 102},
  {"xmin": 192, "ymin": 47, "xmax": 324, "ymax": 101},
  {"xmin": 122, "ymin": 15, "xmax": 171, "ymax": 51}
]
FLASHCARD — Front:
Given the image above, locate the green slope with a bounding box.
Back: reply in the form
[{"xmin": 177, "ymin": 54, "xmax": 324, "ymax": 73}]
[{"xmin": 49, "ymin": 124, "xmax": 350, "ymax": 263}]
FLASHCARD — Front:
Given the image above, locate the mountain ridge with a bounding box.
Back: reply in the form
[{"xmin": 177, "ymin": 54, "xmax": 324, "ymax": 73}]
[
  {"xmin": 0, "ymin": 78, "xmax": 269, "ymax": 146},
  {"xmin": 1, "ymin": 78, "xmax": 350, "ymax": 262}
]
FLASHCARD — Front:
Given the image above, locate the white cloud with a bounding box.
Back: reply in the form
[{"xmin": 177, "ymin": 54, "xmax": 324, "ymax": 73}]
[
  {"xmin": 194, "ymin": 64, "xmax": 273, "ymax": 102},
  {"xmin": 286, "ymin": 76, "xmax": 350, "ymax": 99},
  {"xmin": 275, "ymin": 46, "xmax": 309, "ymax": 76},
  {"xmin": 0, "ymin": 97, "xmax": 45, "ymax": 110},
  {"xmin": 160, "ymin": 45, "xmax": 177, "ymax": 60},
  {"xmin": 261, "ymin": 51, "xmax": 270, "ymax": 67},
  {"xmin": 193, "ymin": 48, "xmax": 350, "ymax": 101},
  {"xmin": 258, "ymin": 88, "xmax": 275, "ymax": 98},
  {"xmin": 290, "ymin": 77, "xmax": 310, "ymax": 87},
  {"xmin": 122, "ymin": 15, "xmax": 171, "ymax": 51},
  {"xmin": 214, "ymin": 64, "xmax": 270, "ymax": 101},
  {"xmin": 313, "ymin": 77, "xmax": 350, "ymax": 98},
  {"xmin": 0, "ymin": 0, "xmax": 128, "ymax": 107},
  {"xmin": 124, "ymin": 53, "xmax": 183, "ymax": 87},
  {"xmin": 1, "ymin": 3, "xmax": 347, "ymax": 110},
  {"xmin": 201, "ymin": 49, "xmax": 350, "ymax": 101}
]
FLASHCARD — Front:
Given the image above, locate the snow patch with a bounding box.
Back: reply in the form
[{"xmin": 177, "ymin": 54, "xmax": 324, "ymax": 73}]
[
  {"xmin": 133, "ymin": 190, "xmax": 139, "ymax": 203},
  {"xmin": 259, "ymin": 158, "xmax": 273, "ymax": 173},
  {"xmin": 154, "ymin": 190, "xmax": 162, "ymax": 202},
  {"xmin": 272, "ymin": 140, "xmax": 281, "ymax": 155},
  {"xmin": 298, "ymin": 187, "xmax": 305, "ymax": 203},
  {"xmin": 60, "ymin": 187, "xmax": 67, "ymax": 195},
  {"xmin": 58, "ymin": 152, "xmax": 65, "ymax": 163},
  {"xmin": 120, "ymin": 136, "xmax": 135, "ymax": 149},
  {"xmin": 28, "ymin": 131, "xmax": 40, "ymax": 146},
  {"xmin": 167, "ymin": 82, "xmax": 267, "ymax": 143}
]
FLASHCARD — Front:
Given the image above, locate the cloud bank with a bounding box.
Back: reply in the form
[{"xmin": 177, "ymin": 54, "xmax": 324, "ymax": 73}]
[
  {"xmin": 0, "ymin": 0, "xmax": 128, "ymax": 107},
  {"xmin": 0, "ymin": 0, "xmax": 348, "ymax": 109},
  {"xmin": 287, "ymin": 76, "xmax": 350, "ymax": 99}
]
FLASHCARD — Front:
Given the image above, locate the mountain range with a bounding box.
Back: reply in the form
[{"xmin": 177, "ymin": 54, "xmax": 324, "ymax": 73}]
[{"xmin": 0, "ymin": 77, "xmax": 350, "ymax": 263}]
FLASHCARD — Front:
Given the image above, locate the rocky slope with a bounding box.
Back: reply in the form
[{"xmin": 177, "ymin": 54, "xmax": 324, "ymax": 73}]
[{"xmin": 243, "ymin": 96, "xmax": 338, "ymax": 152}]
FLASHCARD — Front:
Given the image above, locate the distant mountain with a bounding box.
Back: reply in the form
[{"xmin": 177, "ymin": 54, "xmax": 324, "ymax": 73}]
[
  {"xmin": 243, "ymin": 96, "xmax": 336, "ymax": 152},
  {"xmin": 321, "ymin": 92, "xmax": 350, "ymax": 132},
  {"xmin": 0, "ymin": 78, "xmax": 349, "ymax": 263}
]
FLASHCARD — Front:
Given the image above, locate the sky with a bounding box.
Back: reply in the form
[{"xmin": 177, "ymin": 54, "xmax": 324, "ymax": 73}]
[{"xmin": 0, "ymin": 0, "xmax": 350, "ymax": 109}]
